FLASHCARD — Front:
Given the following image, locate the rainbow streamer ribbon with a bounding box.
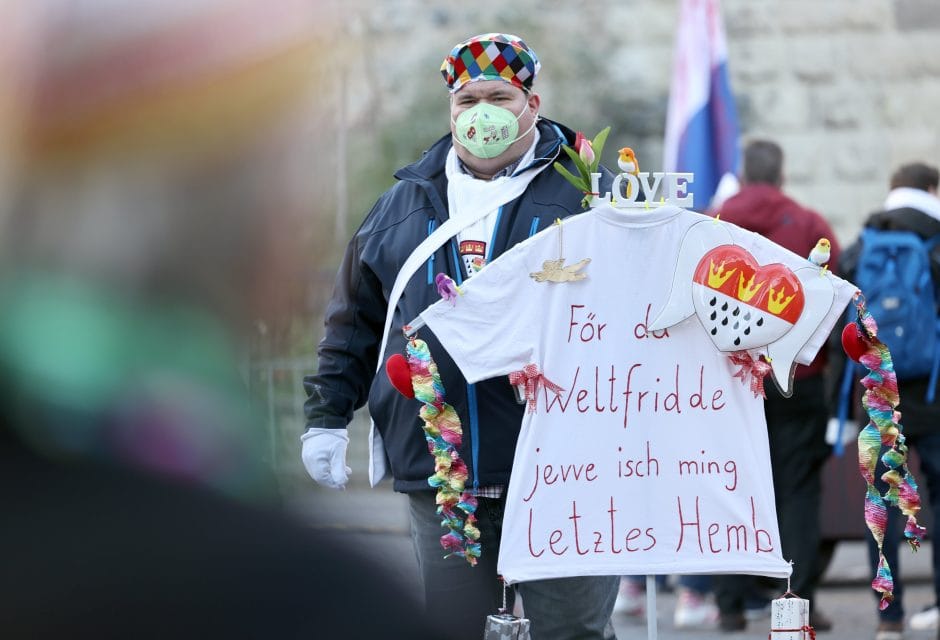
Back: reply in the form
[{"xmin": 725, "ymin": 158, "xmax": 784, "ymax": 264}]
[
  {"xmin": 851, "ymin": 294, "xmax": 927, "ymax": 609},
  {"xmin": 406, "ymin": 338, "xmax": 481, "ymax": 565}
]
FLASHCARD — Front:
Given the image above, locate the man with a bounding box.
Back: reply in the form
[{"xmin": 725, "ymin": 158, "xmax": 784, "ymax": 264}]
[
  {"xmin": 839, "ymin": 162, "xmax": 940, "ymax": 640},
  {"xmin": 711, "ymin": 139, "xmax": 838, "ymax": 632},
  {"xmin": 302, "ymin": 33, "xmax": 619, "ymax": 639}
]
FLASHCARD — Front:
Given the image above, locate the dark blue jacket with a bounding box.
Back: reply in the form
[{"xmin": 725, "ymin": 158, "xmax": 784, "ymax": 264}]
[{"xmin": 304, "ymin": 119, "xmax": 614, "ymax": 492}]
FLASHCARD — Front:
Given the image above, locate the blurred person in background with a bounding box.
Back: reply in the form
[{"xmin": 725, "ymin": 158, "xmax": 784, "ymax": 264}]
[
  {"xmin": 711, "ymin": 139, "xmax": 839, "ymax": 633},
  {"xmin": 837, "ymin": 162, "xmax": 940, "ymax": 640},
  {"xmin": 302, "ymin": 32, "xmax": 621, "ymax": 640},
  {"xmin": 0, "ymin": 1, "xmax": 436, "ymax": 637}
]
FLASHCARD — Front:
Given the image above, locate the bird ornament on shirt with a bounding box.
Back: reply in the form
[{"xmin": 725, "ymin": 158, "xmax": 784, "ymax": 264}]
[
  {"xmin": 617, "ymin": 147, "xmax": 640, "ymax": 200},
  {"xmin": 808, "ymin": 237, "xmax": 831, "ymax": 274},
  {"xmin": 529, "ymin": 257, "xmax": 591, "ymax": 283}
]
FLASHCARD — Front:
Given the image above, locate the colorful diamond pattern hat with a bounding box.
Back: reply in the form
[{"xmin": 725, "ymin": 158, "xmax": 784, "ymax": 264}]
[{"xmin": 440, "ymin": 33, "xmax": 540, "ymax": 93}]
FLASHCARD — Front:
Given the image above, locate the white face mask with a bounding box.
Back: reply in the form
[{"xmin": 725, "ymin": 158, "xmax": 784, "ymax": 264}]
[{"xmin": 451, "ymin": 101, "xmax": 537, "ymax": 159}]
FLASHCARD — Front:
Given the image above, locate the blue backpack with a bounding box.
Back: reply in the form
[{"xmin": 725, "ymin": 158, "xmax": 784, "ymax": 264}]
[{"xmin": 837, "ymin": 229, "xmax": 940, "ymax": 443}]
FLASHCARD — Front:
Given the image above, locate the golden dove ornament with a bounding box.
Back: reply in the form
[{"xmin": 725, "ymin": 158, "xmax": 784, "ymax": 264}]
[{"xmin": 529, "ymin": 258, "xmax": 591, "ymax": 283}]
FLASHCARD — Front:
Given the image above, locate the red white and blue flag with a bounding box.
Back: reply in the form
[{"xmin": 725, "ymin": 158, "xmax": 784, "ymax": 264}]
[{"xmin": 663, "ymin": 0, "xmax": 740, "ymax": 211}]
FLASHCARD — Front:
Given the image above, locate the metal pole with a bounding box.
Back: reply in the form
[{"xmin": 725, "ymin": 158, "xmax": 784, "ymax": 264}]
[{"xmin": 646, "ymin": 574, "xmax": 658, "ymax": 640}]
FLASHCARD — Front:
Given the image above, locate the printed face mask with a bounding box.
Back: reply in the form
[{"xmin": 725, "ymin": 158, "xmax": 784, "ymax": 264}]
[{"xmin": 451, "ymin": 101, "xmax": 535, "ymax": 160}]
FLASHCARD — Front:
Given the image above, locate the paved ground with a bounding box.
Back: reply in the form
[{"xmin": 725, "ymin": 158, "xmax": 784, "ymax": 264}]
[{"xmin": 287, "ymin": 483, "xmax": 936, "ymax": 640}]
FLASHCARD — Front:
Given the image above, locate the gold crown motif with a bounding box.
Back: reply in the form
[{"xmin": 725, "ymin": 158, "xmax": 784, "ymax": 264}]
[
  {"xmin": 737, "ymin": 273, "xmax": 764, "ymax": 303},
  {"xmin": 767, "ymin": 286, "xmax": 796, "ymax": 314},
  {"xmin": 707, "ymin": 260, "xmax": 736, "ymax": 289}
]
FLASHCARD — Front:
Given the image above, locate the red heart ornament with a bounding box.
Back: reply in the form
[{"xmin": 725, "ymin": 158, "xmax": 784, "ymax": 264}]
[
  {"xmin": 691, "ymin": 245, "xmax": 805, "ymax": 352},
  {"xmin": 841, "ymin": 322, "xmax": 869, "ymax": 362},
  {"xmin": 386, "ymin": 353, "xmax": 415, "ymax": 398}
]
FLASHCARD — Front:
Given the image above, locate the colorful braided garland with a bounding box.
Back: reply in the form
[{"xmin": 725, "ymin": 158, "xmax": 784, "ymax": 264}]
[
  {"xmin": 850, "ymin": 294, "xmax": 927, "ymax": 609},
  {"xmin": 405, "ymin": 338, "xmax": 481, "ymax": 565}
]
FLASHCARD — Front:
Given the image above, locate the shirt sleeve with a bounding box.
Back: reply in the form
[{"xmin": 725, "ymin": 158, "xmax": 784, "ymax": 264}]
[
  {"xmin": 304, "ymin": 231, "xmax": 385, "ymax": 430},
  {"xmin": 420, "ymin": 239, "xmax": 545, "ymax": 384},
  {"xmin": 738, "ymin": 226, "xmax": 856, "ymax": 366},
  {"xmin": 795, "ymin": 280, "xmax": 855, "ymax": 366}
]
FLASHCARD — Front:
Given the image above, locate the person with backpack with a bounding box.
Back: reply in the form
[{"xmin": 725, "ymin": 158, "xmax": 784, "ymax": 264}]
[
  {"xmin": 838, "ymin": 162, "xmax": 940, "ymax": 640},
  {"xmin": 709, "ymin": 139, "xmax": 839, "ymax": 632}
]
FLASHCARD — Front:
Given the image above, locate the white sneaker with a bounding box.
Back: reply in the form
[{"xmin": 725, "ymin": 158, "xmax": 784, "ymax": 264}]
[
  {"xmin": 910, "ymin": 605, "xmax": 939, "ymax": 630},
  {"xmin": 613, "ymin": 578, "xmax": 644, "ymax": 617},
  {"xmin": 673, "ymin": 587, "xmax": 718, "ymax": 629}
]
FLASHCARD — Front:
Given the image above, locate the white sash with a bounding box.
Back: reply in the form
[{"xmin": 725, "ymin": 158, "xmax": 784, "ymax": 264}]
[{"xmin": 368, "ymin": 146, "xmax": 544, "ymax": 485}]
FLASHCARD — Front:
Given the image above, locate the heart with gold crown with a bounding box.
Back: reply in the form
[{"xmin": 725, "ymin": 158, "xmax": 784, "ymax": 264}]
[{"xmin": 691, "ymin": 245, "xmax": 805, "ymax": 352}]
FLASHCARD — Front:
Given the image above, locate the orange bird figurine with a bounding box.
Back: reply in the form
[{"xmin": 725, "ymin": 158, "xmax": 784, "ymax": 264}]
[{"xmin": 617, "ymin": 147, "xmax": 640, "ymax": 199}]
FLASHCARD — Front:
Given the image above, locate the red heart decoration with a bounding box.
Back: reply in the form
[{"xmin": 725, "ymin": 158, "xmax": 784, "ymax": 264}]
[
  {"xmin": 841, "ymin": 323, "xmax": 869, "ymax": 362},
  {"xmin": 386, "ymin": 353, "xmax": 415, "ymax": 398},
  {"xmin": 694, "ymin": 245, "xmax": 805, "ymax": 323}
]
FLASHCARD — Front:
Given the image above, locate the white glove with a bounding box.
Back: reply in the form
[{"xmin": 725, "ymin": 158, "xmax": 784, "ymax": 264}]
[{"xmin": 301, "ymin": 427, "xmax": 351, "ymax": 489}]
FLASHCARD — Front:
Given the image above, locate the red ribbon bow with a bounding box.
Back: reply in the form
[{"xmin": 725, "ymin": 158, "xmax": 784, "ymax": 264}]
[
  {"xmin": 508, "ymin": 364, "xmax": 564, "ymax": 413},
  {"xmin": 729, "ymin": 351, "xmax": 772, "ymax": 399},
  {"xmin": 768, "ymin": 625, "xmax": 815, "ymax": 640}
]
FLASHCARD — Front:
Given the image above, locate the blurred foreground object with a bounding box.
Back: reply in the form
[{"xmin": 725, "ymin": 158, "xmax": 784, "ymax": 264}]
[
  {"xmin": 0, "ymin": 1, "xmax": 439, "ymax": 637},
  {"xmin": 0, "ymin": 0, "xmax": 324, "ymax": 501}
]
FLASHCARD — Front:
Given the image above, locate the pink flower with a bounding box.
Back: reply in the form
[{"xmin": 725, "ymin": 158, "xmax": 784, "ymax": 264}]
[
  {"xmin": 579, "ymin": 139, "xmax": 595, "ymax": 167},
  {"xmin": 573, "ymin": 131, "xmax": 586, "ymax": 153}
]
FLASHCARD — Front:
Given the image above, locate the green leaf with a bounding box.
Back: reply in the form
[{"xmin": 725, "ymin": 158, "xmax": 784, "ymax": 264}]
[
  {"xmin": 561, "ymin": 144, "xmax": 591, "ymax": 186},
  {"xmin": 590, "ymin": 126, "xmax": 611, "ymax": 172},
  {"xmin": 553, "ymin": 161, "xmax": 586, "ymax": 191}
]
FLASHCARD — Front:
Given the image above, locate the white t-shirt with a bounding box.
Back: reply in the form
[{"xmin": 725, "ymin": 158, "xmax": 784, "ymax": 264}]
[{"xmin": 420, "ymin": 204, "xmax": 855, "ymax": 583}]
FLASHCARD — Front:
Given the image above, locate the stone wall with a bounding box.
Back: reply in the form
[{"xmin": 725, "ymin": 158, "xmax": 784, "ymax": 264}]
[{"xmin": 330, "ymin": 0, "xmax": 940, "ymax": 247}]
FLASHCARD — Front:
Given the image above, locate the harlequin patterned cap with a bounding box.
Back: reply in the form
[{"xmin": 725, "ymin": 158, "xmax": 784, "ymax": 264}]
[{"xmin": 440, "ymin": 33, "xmax": 540, "ymax": 93}]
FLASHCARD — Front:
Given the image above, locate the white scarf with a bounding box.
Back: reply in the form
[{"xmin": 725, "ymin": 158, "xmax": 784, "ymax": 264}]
[
  {"xmin": 444, "ymin": 130, "xmax": 543, "ymax": 247},
  {"xmin": 883, "ymin": 187, "xmax": 940, "ymax": 222}
]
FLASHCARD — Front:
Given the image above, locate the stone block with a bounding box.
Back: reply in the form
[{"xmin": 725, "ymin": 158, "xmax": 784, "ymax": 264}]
[
  {"xmin": 745, "ymin": 84, "xmax": 812, "ymax": 131},
  {"xmin": 887, "ymin": 129, "xmax": 940, "ymax": 169},
  {"xmin": 846, "ymin": 32, "xmax": 940, "ymax": 80},
  {"xmin": 609, "ymin": 3, "xmax": 680, "ymax": 41},
  {"xmin": 907, "ymin": 34, "xmax": 940, "ymax": 75},
  {"xmin": 811, "ymin": 84, "xmax": 880, "ymax": 130},
  {"xmin": 725, "ymin": 2, "xmax": 775, "ymax": 38},
  {"xmin": 730, "ymin": 40, "xmax": 784, "ymax": 83},
  {"xmin": 788, "ymin": 38, "xmax": 841, "ymax": 84},
  {"xmin": 879, "ymin": 81, "xmax": 940, "ymax": 127},
  {"xmin": 894, "ymin": 0, "xmax": 940, "ymax": 31},
  {"xmin": 607, "ymin": 43, "xmax": 674, "ymax": 91},
  {"xmin": 832, "ymin": 136, "xmax": 881, "ymax": 181},
  {"xmin": 774, "ymin": 0, "xmax": 891, "ymax": 34},
  {"xmin": 774, "ymin": 132, "xmax": 828, "ymax": 184}
]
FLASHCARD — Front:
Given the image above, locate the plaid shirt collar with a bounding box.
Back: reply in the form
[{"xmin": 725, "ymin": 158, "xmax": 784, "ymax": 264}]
[{"xmin": 456, "ymin": 155, "xmax": 524, "ymax": 180}]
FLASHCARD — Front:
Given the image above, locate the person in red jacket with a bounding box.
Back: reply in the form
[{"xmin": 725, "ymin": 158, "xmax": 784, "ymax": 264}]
[{"xmin": 711, "ymin": 139, "xmax": 839, "ymax": 632}]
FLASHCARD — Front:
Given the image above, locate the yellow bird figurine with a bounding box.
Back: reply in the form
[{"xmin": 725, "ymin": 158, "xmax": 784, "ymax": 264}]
[
  {"xmin": 617, "ymin": 147, "xmax": 639, "ymax": 175},
  {"xmin": 617, "ymin": 147, "xmax": 639, "ymax": 199},
  {"xmin": 808, "ymin": 237, "xmax": 831, "ymax": 268}
]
